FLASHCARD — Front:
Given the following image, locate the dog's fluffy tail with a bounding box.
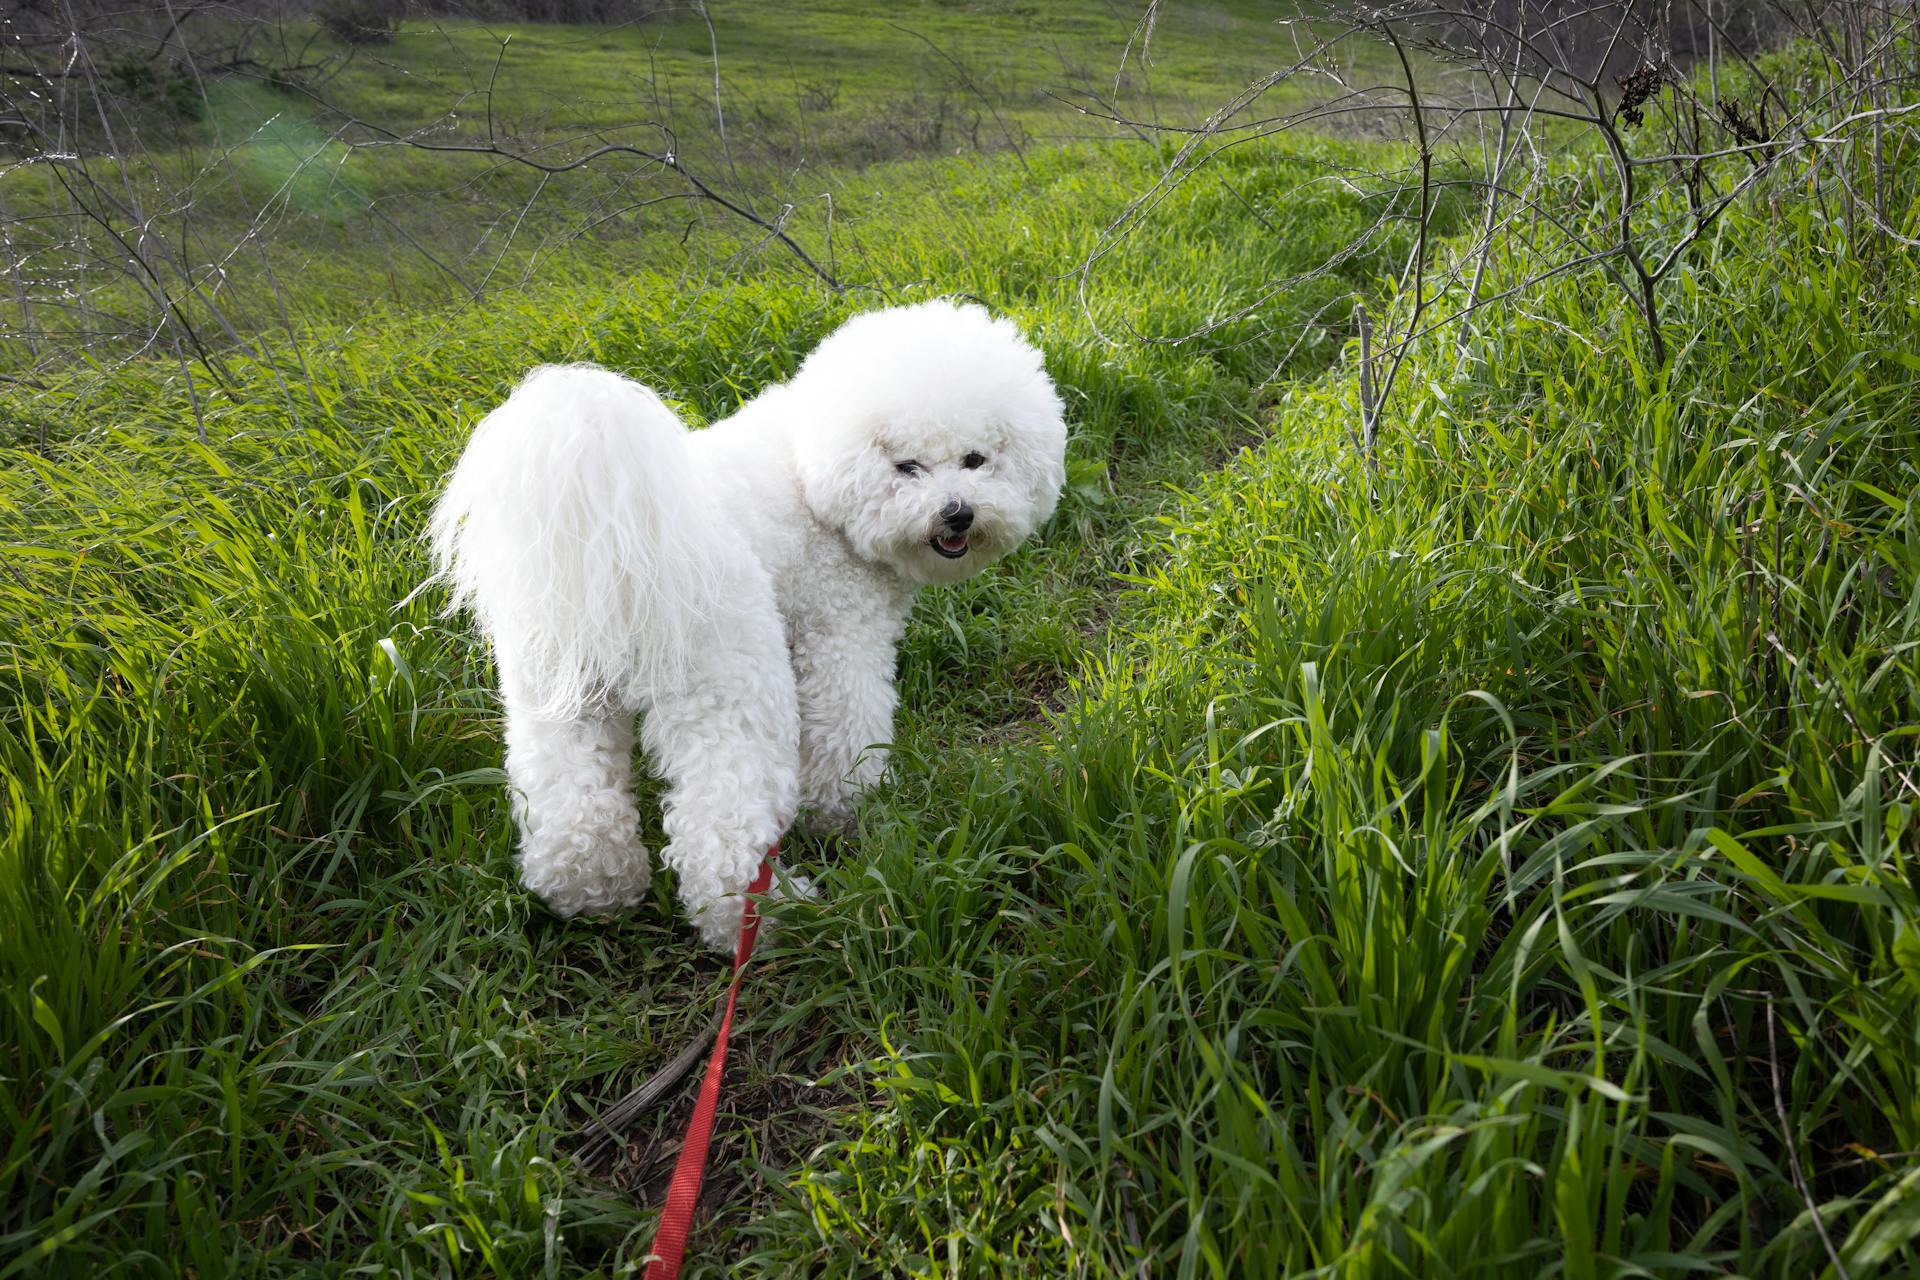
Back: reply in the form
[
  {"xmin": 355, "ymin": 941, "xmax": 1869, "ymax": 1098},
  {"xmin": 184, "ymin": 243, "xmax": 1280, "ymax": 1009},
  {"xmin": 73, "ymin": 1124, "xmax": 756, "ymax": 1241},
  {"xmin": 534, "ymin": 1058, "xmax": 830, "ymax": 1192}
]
[{"xmin": 428, "ymin": 364, "xmax": 722, "ymax": 718}]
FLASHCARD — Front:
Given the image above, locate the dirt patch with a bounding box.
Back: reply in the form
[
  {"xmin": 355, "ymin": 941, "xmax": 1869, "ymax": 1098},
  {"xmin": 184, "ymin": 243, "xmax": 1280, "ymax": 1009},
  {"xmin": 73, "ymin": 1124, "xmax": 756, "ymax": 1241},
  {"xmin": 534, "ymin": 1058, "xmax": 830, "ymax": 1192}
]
[{"xmin": 581, "ymin": 1013, "xmax": 867, "ymax": 1229}]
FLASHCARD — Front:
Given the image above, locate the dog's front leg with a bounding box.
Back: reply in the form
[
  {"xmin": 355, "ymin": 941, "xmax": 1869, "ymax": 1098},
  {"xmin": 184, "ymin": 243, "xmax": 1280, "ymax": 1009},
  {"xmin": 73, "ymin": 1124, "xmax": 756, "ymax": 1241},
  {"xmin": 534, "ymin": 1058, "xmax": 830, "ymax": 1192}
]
[
  {"xmin": 640, "ymin": 606, "xmax": 801, "ymax": 951},
  {"xmin": 791, "ymin": 608, "xmax": 906, "ymax": 835}
]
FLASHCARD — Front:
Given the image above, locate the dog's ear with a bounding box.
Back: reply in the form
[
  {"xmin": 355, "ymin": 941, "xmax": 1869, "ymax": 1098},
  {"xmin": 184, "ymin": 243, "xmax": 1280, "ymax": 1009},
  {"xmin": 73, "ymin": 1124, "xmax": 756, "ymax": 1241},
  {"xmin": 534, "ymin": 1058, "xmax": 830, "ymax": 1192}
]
[
  {"xmin": 792, "ymin": 422, "xmax": 870, "ymax": 530},
  {"xmin": 787, "ymin": 394, "xmax": 891, "ymax": 546},
  {"xmin": 1009, "ymin": 412, "xmax": 1069, "ymax": 533}
]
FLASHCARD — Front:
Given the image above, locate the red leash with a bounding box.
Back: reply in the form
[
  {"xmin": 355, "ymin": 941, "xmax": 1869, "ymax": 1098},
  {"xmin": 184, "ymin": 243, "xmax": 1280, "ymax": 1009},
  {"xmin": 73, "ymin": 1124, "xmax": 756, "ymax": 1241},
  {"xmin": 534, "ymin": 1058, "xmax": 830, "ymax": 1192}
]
[{"xmin": 642, "ymin": 849, "xmax": 777, "ymax": 1280}]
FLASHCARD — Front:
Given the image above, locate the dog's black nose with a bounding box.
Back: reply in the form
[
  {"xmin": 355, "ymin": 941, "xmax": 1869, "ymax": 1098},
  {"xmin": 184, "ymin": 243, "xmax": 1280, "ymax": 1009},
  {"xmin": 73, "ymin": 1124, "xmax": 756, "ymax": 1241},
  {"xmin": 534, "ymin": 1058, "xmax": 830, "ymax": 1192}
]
[{"xmin": 940, "ymin": 500, "xmax": 974, "ymax": 532}]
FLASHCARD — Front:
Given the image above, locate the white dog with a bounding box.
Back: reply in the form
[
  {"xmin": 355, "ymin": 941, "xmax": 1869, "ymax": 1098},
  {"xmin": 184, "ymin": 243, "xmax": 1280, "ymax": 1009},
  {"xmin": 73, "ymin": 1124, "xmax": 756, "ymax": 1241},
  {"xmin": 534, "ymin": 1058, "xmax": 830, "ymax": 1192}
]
[{"xmin": 429, "ymin": 300, "xmax": 1067, "ymax": 949}]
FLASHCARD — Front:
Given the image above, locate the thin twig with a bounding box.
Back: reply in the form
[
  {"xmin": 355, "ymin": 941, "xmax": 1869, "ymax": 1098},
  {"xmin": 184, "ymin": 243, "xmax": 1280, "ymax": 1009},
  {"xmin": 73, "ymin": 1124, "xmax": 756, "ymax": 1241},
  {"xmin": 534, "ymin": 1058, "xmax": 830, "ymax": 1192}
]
[
  {"xmin": 888, "ymin": 22, "xmax": 1032, "ymax": 173},
  {"xmin": 1768, "ymin": 998, "xmax": 1851, "ymax": 1280}
]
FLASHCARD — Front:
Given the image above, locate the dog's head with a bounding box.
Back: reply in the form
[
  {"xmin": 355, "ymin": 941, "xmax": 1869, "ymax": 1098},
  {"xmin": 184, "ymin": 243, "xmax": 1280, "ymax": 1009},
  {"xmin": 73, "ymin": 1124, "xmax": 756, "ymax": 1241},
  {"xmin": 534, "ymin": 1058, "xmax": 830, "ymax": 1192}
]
[{"xmin": 788, "ymin": 300, "xmax": 1067, "ymax": 586}]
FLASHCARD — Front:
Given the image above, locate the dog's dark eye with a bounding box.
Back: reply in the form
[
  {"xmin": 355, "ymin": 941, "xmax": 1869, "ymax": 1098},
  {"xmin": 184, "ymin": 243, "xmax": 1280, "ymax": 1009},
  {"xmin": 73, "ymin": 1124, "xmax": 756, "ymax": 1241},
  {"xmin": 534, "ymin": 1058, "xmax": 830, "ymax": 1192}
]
[
  {"xmin": 895, "ymin": 460, "xmax": 922, "ymax": 476},
  {"xmin": 961, "ymin": 452, "xmax": 987, "ymax": 470}
]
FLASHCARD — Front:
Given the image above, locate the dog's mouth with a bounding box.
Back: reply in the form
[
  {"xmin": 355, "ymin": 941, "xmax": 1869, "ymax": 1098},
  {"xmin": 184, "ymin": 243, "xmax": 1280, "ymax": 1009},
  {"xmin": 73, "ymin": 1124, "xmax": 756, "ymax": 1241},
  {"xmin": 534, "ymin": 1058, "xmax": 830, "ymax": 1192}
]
[{"xmin": 929, "ymin": 532, "xmax": 970, "ymax": 559}]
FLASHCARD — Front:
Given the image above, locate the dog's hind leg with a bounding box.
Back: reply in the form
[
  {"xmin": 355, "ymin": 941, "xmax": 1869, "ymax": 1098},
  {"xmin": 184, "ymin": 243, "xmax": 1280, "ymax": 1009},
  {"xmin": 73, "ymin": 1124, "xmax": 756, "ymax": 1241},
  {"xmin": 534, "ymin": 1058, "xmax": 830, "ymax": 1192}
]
[
  {"xmin": 500, "ymin": 665, "xmax": 653, "ymax": 917},
  {"xmin": 639, "ymin": 601, "xmax": 800, "ymax": 952}
]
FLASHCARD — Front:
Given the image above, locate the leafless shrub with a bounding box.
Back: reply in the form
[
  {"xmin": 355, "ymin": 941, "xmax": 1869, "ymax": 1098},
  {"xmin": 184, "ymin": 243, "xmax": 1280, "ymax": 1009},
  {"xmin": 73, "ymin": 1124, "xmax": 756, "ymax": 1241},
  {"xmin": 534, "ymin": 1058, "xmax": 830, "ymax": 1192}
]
[
  {"xmin": 798, "ymin": 78, "xmax": 840, "ymax": 114},
  {"xmin": 1077, "ymin": 0, "xmax": 1919, "ymax": 459},
  {"xmin": 863, "ymin": 91, "xmax": 986, "ymax": 158},
  {"xmin": 315, "ymin": 0, "xmax": 402, "ymax": 46}
]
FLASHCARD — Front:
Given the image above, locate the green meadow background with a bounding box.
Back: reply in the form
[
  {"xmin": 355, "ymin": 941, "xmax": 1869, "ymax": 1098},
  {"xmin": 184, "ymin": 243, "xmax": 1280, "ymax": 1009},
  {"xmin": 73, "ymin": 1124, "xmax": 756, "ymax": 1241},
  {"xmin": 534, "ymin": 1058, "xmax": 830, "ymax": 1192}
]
[{"xmin": 3, "ymin": 3, "xmax": 1918, "ymax": 1276}]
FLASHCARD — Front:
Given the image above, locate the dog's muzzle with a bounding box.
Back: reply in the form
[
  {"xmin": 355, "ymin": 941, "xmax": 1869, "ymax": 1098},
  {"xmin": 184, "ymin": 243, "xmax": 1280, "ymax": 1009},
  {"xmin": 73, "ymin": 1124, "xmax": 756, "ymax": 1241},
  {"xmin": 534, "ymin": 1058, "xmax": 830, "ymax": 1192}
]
[{"xmin": 930, "ymin": 501, "xmax": 974, "ymax": 559}]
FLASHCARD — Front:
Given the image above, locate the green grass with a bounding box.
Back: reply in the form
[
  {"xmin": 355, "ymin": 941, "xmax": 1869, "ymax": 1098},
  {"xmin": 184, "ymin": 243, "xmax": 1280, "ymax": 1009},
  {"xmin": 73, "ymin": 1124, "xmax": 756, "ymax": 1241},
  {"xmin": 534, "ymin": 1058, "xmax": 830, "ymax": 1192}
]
[
  {"xmin": 315, "ymin": 1, "xmax": 1292, "ymax": 148},
  {"xmin": 768, "ymin": 201, "xmax": 1920, "ymax": 1275},
  {"xmin": 0, "ymin": 131, "xmax": 1423, "ymax": 1275},
  {"xmin": 5, "ymin": 13, "xmax": 1920, "ymax": 1280}
]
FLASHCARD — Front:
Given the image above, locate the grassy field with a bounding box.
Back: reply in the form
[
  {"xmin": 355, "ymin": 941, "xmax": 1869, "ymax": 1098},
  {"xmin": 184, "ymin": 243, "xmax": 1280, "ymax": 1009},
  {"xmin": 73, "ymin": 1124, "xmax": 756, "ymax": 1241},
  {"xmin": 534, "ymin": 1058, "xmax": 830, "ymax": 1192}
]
[
  {"xmin": 315, "ymin": 0, "xmax": 1290, "ymax": 146},
  {"xmin": 5, "ymin": 7, "xmax": 1920, "ymax": 1279},
  {"xmin": 1, "ymin": 0, "xmax": 1386, "ymax": 359}
]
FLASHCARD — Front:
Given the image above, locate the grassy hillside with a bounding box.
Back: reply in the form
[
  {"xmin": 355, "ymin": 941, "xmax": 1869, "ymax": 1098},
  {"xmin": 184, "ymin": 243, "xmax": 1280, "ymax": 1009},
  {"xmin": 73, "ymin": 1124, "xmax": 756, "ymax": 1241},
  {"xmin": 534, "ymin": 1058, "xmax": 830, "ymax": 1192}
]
[
  {"xmin": 5, "ymin": 9, "xmax": 1920, "ymax": 1280},
  {"xmin": 760, "ymin": 193, "xmax": 1920, "ymax": 1276},
  {"xmin": 316, "ymin": 1, "xmax": 1292, "ymax": 147},
  {"xmin": 1, "ymin": 0, "xmax": 1383, "ymax": 363},
  {"xmin": 0, "ymin": 134, "xmax": 1426, "ymax": 1275}
]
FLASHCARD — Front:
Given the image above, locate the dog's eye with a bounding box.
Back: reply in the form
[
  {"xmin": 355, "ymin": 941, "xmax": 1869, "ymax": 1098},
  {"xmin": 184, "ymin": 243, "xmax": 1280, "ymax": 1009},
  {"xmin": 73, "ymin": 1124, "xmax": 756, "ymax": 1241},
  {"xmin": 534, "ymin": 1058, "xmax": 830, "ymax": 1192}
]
[
  {"xmin": 961, "ymin": 452, "xmax": 988, "ymax": 470},
  {"xmin": 894, "ymin": 460, "xmax": 923, "ymax": 476}
]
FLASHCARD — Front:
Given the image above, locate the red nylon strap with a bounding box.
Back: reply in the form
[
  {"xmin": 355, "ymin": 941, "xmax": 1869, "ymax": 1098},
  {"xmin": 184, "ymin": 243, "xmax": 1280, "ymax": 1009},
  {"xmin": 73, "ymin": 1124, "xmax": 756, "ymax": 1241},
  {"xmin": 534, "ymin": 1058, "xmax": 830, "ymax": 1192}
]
[{"xmin": 641, "ymin": 848, "xmax": 777, "ymax": 1280}]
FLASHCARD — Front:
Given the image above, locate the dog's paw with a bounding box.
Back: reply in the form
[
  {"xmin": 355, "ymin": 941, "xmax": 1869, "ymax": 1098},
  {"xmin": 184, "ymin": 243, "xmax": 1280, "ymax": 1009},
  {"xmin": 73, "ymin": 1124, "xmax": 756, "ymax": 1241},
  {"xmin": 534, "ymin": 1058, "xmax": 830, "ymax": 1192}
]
[
  {"xmin": 693, "ymin": 896, "xmax": 746, "ymax": 954},
  {"xmin": 798, "ymin": 790, "xmax": 860, "ymax": 840},
  {"xmin": 770, "ymin": 866, "xmax": 818, "ymax": 903},
  {"xmin": 521, "ymin": 841, "xmax": 652, "ymax": 917},
  {"xmin": 690, "ymin": 867, "xmax": 819, "ymax": 952}
]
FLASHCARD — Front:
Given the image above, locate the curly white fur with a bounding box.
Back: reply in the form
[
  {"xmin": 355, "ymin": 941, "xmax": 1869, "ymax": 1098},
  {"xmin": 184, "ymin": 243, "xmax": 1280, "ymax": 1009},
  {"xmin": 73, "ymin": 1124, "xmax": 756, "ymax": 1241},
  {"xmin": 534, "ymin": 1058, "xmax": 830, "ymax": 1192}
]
[{"xmin": 430, "ymin": 300, "xmax": 1067, "ymax": 949}]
